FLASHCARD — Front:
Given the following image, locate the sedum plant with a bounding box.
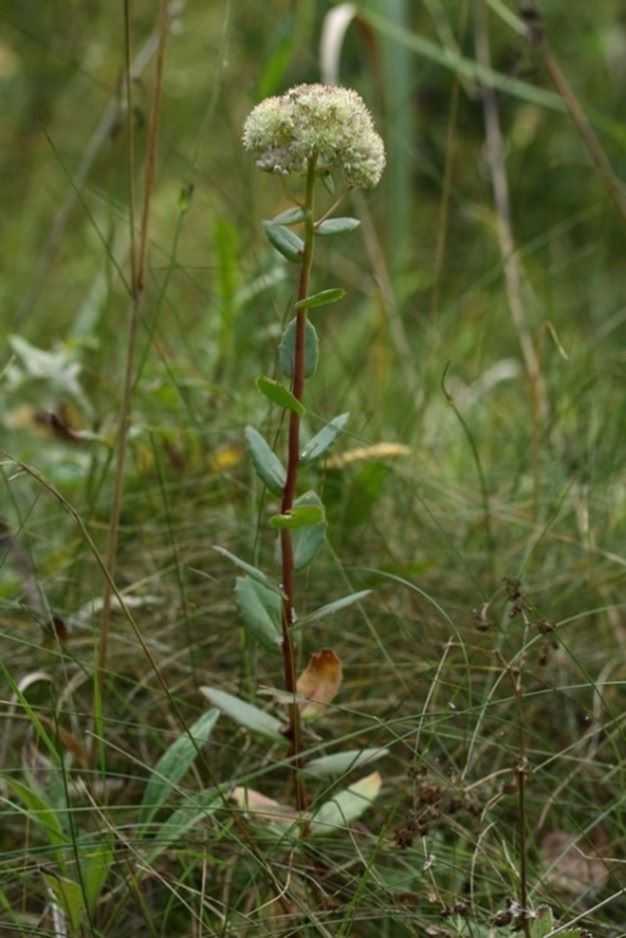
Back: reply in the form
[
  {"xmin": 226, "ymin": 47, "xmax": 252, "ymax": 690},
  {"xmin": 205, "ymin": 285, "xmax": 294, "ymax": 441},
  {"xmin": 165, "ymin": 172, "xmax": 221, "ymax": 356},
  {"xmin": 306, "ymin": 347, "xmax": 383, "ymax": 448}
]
[{"xmin": 203, "ymin": 83, "xmax": 387, "ymax": 833}]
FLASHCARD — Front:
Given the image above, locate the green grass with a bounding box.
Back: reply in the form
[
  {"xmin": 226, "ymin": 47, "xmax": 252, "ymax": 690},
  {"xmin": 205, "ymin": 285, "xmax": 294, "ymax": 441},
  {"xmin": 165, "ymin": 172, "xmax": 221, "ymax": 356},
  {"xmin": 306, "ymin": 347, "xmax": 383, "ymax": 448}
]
[{"xmin": 2, "ymin": 1, "xmax": 626, "ymax": 935}]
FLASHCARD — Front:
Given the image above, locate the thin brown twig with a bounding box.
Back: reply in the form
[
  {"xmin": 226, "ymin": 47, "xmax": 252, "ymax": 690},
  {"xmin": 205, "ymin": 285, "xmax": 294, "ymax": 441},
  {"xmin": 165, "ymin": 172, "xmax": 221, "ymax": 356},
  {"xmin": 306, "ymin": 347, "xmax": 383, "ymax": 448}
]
[
  {"xmin": 431, "ymin": 0, "xmax": 468, "ymax": 318},
  {"xmin": 97, "ymin": 0, "xmax": 169, "ymax": 687}
]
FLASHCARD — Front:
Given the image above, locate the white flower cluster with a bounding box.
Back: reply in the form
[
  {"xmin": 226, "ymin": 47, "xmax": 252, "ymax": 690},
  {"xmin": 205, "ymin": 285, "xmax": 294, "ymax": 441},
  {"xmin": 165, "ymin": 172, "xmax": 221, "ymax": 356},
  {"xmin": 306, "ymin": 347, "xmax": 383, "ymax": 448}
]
[{"xmin": 243, "ymin": 83, "xmax": 385, "ymax": 190}]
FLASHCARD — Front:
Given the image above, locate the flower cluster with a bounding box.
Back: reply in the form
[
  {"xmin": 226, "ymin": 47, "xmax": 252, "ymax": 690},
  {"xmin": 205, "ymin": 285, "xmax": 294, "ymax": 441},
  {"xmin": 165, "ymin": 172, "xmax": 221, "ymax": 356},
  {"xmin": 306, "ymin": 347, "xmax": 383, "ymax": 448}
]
[{"xmin": 243, "ymin": 83, "xmax": 385, "ymax": 190}]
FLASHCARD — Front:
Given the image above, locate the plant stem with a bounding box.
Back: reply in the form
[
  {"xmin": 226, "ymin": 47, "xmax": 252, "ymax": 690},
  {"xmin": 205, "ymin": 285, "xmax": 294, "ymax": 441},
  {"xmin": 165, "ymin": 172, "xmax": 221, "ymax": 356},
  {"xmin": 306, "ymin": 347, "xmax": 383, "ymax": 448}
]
[
  {"xmin": 280, "ymin": 155, "xmax": 317, "ymax": 813},
  {"xmin": 97, "ymin": 0, "xmax": 169, "ymax": 692}
]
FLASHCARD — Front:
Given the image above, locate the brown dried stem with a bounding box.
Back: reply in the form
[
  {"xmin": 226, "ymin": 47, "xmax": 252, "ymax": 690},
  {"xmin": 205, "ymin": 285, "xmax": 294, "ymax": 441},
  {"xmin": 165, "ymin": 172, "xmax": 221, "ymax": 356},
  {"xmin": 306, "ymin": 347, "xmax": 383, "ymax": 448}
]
[{"xmin": 97, "ymin": 0, "xmax": 169, "ymax": 692}]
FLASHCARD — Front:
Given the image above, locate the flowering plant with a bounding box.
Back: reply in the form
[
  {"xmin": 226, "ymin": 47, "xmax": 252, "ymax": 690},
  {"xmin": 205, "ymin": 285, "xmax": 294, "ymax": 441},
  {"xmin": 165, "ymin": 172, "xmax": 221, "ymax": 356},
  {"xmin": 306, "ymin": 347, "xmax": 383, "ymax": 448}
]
[{"xmin": 204, "ymin": 84, "xmax": 386, "ymax": 834}]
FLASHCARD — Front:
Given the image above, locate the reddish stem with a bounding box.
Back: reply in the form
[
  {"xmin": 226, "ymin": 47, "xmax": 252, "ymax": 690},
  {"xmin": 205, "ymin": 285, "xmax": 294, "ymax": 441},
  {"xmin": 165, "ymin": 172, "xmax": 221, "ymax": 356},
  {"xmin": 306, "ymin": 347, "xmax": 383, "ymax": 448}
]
[{"xmin": 280, "ymin": 155, "xmax": 317, "ymax": 812}]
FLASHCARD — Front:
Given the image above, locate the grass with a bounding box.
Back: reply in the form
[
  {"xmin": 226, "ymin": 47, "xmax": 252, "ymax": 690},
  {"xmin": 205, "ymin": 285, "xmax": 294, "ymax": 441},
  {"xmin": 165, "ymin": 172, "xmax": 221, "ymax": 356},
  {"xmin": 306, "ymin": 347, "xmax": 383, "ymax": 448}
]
[{"xmin": 2, "ymin": 1, "xmax": 626, "ymax": 935}]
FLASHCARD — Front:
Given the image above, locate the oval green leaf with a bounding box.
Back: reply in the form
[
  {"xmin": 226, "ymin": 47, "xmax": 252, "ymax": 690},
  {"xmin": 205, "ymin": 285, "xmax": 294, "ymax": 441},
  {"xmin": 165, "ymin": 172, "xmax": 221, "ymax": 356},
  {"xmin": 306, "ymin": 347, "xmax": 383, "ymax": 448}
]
[
  {"xmin": 235, "ymin": 576, "xmax": 282, "ymax": 652},
  {"xmin": 200, "ymin": 687, "xmax": 286, "ymax": 742},
  {"xmin": 295, "ymin": 288, "xmax": 346, "ymax": 311},
  {"xmin": 315, "ymin": 217, "xmax": 360, "ymax": 236},
  {"xmin": 244, "ymin": 426, "xmax": 286, "ymax": 494},
  {"xmin": 301, "ymin": 413, "xmax": 349, "ymax": 463},
  {"xmin": 42, "ymin": 874, "xmax": 85, "ymax": 932},
  {"xmin": 278, "ymin": 317, "xmax": 319, "ymax": 379},
  {"xmin": 303, "ymin": 748, "xmax": 389, "ymax": 779},
  {"xmin": 212, "ymin": 546, "xmax": 272, "ymax": 587},
  {"xmin": 263, "ymin": 222, "xmax": 304, "ymax": 262},
  {"xmin": 270, "ymin": 504, "xmax": 325, "ymax": 530},
  {"xmin": 271, "ymin": 206, "xmax": 305, "ymax": 226},
  {"xmin": 292, "ymin": 491, "xmax": 326, "ymax": 570},
  {"xmin": 256, "ymin": 376, "xmax": 305, "ymax": 416}
]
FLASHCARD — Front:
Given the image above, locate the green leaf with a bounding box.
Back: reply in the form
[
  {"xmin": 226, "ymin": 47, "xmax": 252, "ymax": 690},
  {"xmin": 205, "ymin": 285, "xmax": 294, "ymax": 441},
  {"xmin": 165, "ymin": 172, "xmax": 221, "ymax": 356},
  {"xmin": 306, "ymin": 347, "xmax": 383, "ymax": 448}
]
[
  {"xmin": 200, "ymin": 687, "xmax": 286, "ymax": 742},
  {"xmin": 263, "ymin": 222, "xmax": 304, "ymax": 262},
  {"xmin": 292, "ymin": 491, "xmax": 326, "ymax": 570},
  {"xmin": 364, "ymin": 9, "xmax": 565, "ymax": 111},
  {"xmin": 310, "ymin": 771, "xmax": 382, "ymax": 836},
  {"xmin": 270, "ymin": 504, "xmax": 325, "ymax": 530},
  {"xmin": 235, "ymin": 576, "xmax": 282, "ymax": 652},
  {"xmin": 278, "ymin": 317, "xmax": 319, "ymax": 379},
  {"xmin": 295, "ymin": 288, "xmax": 346, "ymax": 311},
  {"xmin": 42, "ymin": 873, "xmax": 85, "ymax": 932},
  {"xmin": 256, "ymin": 376, "xmax": 305, "ymax": 416},
  {"xmin": 530, "ymin": 907, "xmax": 554, "ymax": 938},
  {"xmin": 6, "ymin": 778, "xmax": 67, "ymax": 855},
  {"xmin": 301, "ymin": 413, "xmax": 349, "ymax": 463},
  {"xmin": 300, "ymin": 590, "xmax": 372, "ymax": 626},
  {"xmin": 271, "ymin": 206, "xmax": 305, "ymax": 225},
  {"xmin": 146, "ymin": 788, "xmax": 220, "ymax": 862},
  {"xmin": 244, "ymin": 426, "xmax": 286, "ymax": 494},
  {"xmin": 79, "ymin": 833, "xmax": 114, "ymax": 917},
  {"xmin": 139, "ymin": 709, "xmax": 220, "ymax": 828},
  {"xmin": 303, "ymin": 748, "xmax": 389, "ymax": 778},
  {"xmin": 212, "ymin": 546, "xmax": 272, "ymax": 586},
  {"xmin": 316, "ymin": 217, "xmax": 360, "ymax": 236}
]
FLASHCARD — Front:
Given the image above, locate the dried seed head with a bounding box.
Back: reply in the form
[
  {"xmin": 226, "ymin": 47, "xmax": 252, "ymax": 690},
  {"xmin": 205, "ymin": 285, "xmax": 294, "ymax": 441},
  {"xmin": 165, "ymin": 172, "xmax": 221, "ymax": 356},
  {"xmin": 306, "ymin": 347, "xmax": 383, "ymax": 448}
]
[{"xmin": 243, "ymin": 83, "xmax": 386, "ymax": 189}]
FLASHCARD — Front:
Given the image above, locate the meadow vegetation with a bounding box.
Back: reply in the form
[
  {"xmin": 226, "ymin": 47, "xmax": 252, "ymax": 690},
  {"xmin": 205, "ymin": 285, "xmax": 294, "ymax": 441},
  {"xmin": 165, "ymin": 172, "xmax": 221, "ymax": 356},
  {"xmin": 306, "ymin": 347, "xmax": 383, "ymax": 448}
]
[{"xmin": 1, "ymin": 2, "xmax": 626, "ymax": 936}]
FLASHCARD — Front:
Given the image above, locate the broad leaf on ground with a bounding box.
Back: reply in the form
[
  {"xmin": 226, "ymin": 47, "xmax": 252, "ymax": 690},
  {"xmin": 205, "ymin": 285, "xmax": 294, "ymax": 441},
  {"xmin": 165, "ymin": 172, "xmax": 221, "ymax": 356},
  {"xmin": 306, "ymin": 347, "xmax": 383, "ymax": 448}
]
[
  {"xmin": 310, "ymin": 771, "xmax": 382, "ymax": 836},
  {"xmin": 79, "ymin": 833, "xmax": 115, "ymax": 917},
  {"xmin": 147, "ymin": 788, "xmax": 220, "ymax": 862},
  {"xmin": 139, "ymin": 708, "xmax": 219, "ymax": 828}
]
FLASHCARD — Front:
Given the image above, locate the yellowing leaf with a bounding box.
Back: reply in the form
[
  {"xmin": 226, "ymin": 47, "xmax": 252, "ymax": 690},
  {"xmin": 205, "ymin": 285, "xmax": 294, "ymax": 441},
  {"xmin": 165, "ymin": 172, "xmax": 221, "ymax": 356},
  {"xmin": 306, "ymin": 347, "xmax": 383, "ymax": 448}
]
[
  {"xmin": 540, "ymin": 830, "xmax": 608, "ymax": 896},
  {"xmin": 231, "ymin": 787, "xmax": 299, "ymax": 826},
  {"xmin": 296, "ymin": 649, "xmax": 342, "ymax": 720},
  {"xmin": 324, "ymin": 442, "xmax": 410, "ymax": 469},
  {"xmin": 310, "ymin": 771, "xmax": 382, "ymax": 836}
]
